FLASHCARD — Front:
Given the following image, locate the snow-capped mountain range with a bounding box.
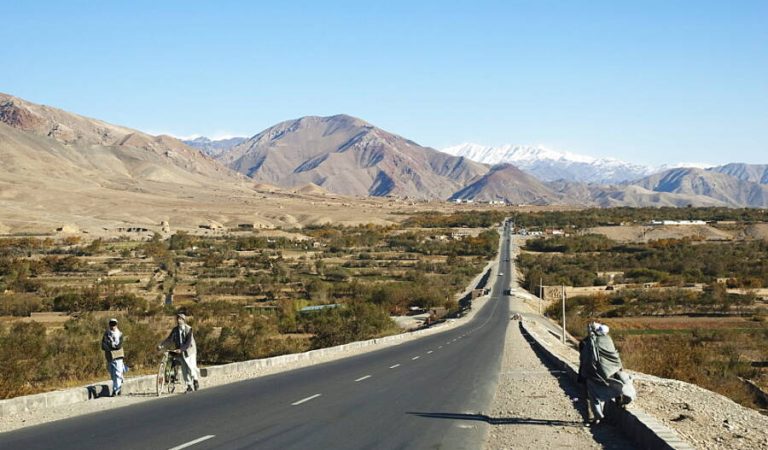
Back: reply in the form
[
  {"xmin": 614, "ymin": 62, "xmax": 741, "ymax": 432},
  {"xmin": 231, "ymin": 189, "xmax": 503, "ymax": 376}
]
[{"xmin": 441, "ymin": 143, "xmax": 713, "ymax": 184}]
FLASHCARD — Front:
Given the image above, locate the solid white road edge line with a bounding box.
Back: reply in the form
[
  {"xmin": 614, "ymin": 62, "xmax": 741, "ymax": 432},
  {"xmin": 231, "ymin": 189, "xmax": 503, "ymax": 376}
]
[
  {"xmin": 355, "ymin": 375, "xmax": 372, "ymax": 382},
  {"xmin": 291, "ymin": 394, "xmax": 322, "ymax": 406},
  {"xmin": 168, "ymin": 435, "xmax": 216, "ymax": 450}
]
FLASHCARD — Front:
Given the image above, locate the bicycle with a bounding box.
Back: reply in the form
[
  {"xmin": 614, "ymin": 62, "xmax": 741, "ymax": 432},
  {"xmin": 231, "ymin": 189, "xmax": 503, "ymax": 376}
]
[{"xmin": 156, "ymin": 350, "xmax": 182, "ymax": 396}]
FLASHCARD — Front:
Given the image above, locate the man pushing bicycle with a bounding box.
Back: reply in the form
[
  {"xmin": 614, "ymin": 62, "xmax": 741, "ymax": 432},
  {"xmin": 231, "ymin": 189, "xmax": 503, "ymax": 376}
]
[{"xmin": 158, "ymin": 313, "xmax": 200, "ymax": 392}]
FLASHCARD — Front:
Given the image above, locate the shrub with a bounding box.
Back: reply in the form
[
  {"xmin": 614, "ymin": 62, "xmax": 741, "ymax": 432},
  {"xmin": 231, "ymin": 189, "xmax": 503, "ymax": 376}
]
[
  {"xmin": 0, "ymin": 322, "xmax": 47, "ymax": 398},
  {"xmin": 308, "ymin": 301, "xmax": 397, "ymax": 349},
  {"xmin": 0, "ymin": 293, "xmax": 44, "ymax": 316}
]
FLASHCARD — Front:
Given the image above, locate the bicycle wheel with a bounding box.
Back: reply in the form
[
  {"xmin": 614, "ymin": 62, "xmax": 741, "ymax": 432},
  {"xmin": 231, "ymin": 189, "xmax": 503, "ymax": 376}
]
[
  {"xmin": 166, "ymin": 362, "xmax": 177, "ymax": 394},
  {"xmin": 156, "ymin": 360, "xmax": 167, "ymax": 397}
]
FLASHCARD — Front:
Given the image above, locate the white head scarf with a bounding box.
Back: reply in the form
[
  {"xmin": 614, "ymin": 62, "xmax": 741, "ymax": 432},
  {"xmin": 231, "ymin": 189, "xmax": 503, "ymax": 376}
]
[
  {"xmin": 588, "ymin": 322, "xmax": 609, "ymax": 336},
  {"xmin": 108, "ymin": 325, "xmax": 122, "ymax": 347}
]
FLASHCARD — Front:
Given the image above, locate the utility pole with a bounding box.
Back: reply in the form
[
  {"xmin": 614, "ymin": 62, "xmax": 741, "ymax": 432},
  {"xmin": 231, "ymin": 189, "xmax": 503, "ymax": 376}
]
[
  {"xmin": 538, "ymin": 277, "xmax": 543, "ymax": 314},
  {"xmin": 561, "ymin": 284, "xmax": 566, "ymax": 344}
]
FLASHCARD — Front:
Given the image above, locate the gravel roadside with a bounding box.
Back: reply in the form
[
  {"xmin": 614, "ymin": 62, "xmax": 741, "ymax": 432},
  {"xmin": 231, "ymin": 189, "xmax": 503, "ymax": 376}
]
[{"xmin": 485, "ymin": 301, "xmax": 635, "ymax": 449}]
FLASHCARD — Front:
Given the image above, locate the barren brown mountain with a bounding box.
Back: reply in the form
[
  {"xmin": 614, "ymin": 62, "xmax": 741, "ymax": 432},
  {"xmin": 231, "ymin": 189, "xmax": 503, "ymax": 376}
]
[
  {"xmin": 630, "ymin": 167, "xmax": 768, "ymax": 207},
  {"xmin": 218, "ymin": 115, "xmax": 491, "ymax": 199},
  {"xmin": 449, "ymin": 163, "xmax": 560, "ymax": 205},
  {"xmin": 0, "ymin": 94, "xmax": 402, "ymax": 234},
  {"xmin": 709, "ymin": 163, "xmax": 768, "ymax": 185}
]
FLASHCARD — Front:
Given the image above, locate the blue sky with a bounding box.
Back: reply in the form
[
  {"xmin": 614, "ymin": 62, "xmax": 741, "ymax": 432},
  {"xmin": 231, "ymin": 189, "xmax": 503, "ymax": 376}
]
[{"xmin": 2, "ymin": 1, "xmax": 766, "ymax": 165}]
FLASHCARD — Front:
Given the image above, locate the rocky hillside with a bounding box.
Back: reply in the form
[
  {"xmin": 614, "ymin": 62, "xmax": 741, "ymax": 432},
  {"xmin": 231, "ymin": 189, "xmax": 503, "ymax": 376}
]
[
  {"xmin": 629, "ymin": 168, "xmax": 768, "ymax": 207},
  {"xmin": 0, "ymin": 93, "xmax": 240, "ymax": 186},
  {"xmin": 450, "ymin": 164, "xmax": 560, "ymax": 205},
  {"xmin": 709, "ymin": 163, "xmax": 768, "ymax": 185},
  {"xmin": 218, "ymin": 115, "xmax": 490, "ymax": 199},
  {"xmin": 0, "ymin": 93, "xmax": 276, "ymax": 233}
]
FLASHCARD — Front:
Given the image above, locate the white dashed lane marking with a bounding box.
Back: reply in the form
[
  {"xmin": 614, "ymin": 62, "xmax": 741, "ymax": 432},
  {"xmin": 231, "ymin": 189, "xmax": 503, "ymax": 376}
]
[
  {"xmin": 389, "ymin": 364, "xmax": 401, "ymax": 369},
  {"xmin": 291, "ymin": 394, "xmax": 322, "ymax": 406},
  {"xmin": 427, "ymin": 351, "xmax": 433, "ymax": 354},
  {"xmin": 355, "ymin": 375, "xmax": 372, "ymax": 382},
  {"xmin": 168, "ymin": 435, "xmax": 216, "ymax": 450},
  {"xmin": 412, "ymin": 356, "xmax": 420, "ymax": 360}
]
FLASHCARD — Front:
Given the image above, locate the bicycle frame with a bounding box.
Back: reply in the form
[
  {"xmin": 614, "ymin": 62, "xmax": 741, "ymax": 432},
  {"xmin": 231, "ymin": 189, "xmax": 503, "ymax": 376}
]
[{"xmin": 156, "ymin": 351, "xmax": 182, "ymax": 397}]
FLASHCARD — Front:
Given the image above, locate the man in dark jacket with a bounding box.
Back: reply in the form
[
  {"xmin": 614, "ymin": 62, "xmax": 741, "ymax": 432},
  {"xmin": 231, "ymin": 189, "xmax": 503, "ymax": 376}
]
[{"xmin": 101, "ymin": 318, "xmax": 125, "ymax": 396}]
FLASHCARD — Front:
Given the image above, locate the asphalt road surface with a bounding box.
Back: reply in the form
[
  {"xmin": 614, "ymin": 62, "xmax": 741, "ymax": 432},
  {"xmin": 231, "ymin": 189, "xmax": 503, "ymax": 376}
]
[{"xmin": 0, "ymin": 230, "xmax": 517, "ymax": 450}]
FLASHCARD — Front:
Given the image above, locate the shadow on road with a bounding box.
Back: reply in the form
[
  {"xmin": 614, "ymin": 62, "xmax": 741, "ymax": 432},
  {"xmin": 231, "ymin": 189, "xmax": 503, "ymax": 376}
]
[
  {"xmin": 125, "ymin": 392, "xmax": 160, "ymax": 398},
  {"xmin": 407, "ymin": 412, "xmax": 583, "ymax": 427}
]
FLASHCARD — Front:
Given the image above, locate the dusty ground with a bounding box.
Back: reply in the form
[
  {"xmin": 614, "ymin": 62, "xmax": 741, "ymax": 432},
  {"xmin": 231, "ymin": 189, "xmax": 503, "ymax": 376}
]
[
  {"xmin": 588, "ymin": 225, "xmax": 735, "ymax": 242},
  {"xmin": 744, "ymin": 224, "xmax": 768, "ymax": 241},
  {"xmin": 0, "ymin": 180, "xmax": 522, "ymax": 236}
]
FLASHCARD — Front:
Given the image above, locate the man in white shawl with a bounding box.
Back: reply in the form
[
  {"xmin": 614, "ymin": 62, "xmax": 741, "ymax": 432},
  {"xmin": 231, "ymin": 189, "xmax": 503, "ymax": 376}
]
[
  {"xmin": 578, "ymin": 322, "xmax": 636, "ymax": 425},
  {"xmin": 101, "ymin": 318, "xmax": 125, "ymax": 396},
  {"xmin": 158, "ymin": 313, "xmax": 200, "ymax": 392}
]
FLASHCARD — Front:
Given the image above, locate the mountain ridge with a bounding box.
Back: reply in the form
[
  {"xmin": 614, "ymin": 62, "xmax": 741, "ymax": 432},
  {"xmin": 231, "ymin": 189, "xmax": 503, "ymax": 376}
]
[
  {"xmin": 3, "ymin": 92, "xmax": 767, "ymax": 218},
  {"xmin": 441, "ymin": 142, "xmax": 722, "ymax": 184},
  {"xmin": 216, "ymin": 114, "xmax": 493, "ymax": 199}
]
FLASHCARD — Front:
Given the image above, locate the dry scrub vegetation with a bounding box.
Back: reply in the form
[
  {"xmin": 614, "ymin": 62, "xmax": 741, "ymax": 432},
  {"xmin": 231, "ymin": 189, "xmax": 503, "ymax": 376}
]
[{"xmin": 0, "ymin": 212, "xmax": 501, "ymax": 399}]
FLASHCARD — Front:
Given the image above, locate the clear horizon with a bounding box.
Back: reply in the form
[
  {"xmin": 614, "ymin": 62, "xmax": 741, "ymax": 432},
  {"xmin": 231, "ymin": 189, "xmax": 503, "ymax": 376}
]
[{"xmin": 2, "ymin": 1, "xmax": 766, "ymax": 166}]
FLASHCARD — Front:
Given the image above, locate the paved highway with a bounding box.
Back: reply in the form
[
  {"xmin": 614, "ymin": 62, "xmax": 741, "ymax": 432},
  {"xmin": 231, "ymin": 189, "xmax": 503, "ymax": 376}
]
[{"xmin": 0, "ymin": 228, "xmax": 517, "ymax": 450}]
